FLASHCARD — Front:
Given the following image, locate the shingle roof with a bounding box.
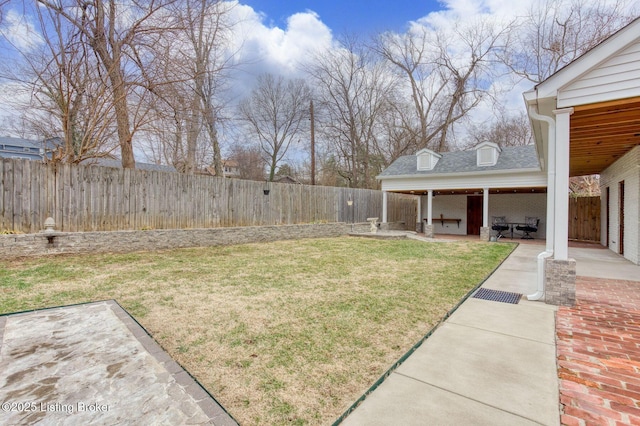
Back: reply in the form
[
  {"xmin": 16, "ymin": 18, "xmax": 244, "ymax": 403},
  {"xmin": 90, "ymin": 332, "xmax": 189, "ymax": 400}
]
[
  {"xmin": 0, "ymin": 136, "xmax": 42, "ymax": 149},
  {"xmin": 378, "ymin": 145, "xmax": 540, "ymax": 178}
]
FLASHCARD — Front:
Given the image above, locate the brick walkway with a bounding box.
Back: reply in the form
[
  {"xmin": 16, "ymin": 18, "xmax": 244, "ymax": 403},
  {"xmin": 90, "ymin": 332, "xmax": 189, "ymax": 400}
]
[{"xmin": 557, "ymin": 276, "xmax": 640, "ymax": 426}]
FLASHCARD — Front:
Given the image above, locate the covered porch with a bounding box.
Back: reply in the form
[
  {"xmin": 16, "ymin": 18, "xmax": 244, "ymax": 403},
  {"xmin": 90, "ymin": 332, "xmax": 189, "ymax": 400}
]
[{"xmin": 383, "ymin": 186, "xmax": 547, "ymax": 241}]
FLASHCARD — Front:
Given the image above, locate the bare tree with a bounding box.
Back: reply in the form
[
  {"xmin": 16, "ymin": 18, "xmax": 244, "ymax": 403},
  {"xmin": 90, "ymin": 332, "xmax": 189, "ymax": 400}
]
[
  {"xmin": 501, "ymin": 0, "xmax": 637, "ymax": 84},
  {"xmin": 36, "ymin": 0, "xmax": 179, "ymax": 168},
  {"xmin": 142, "ymin": 0, "xmax": 235, "ymax": 174},
  {"xmin": 0, "ymin": 4, "xmax": 117, "ymax": 161},
  {"xmin": 238, "ymin": 73, "xmax": 311, "ymax": 182},
  {"xmin": 228, "ymin": 143, "xmax": 266, "ymax": 181},
  {"xmin": 464, "ymin": 110, "xmax": 532, "ymax": 149},
  {"xmin": 376, "ymin": 17, "xmax": 509, "ymax": 154},
  {"xmin": 179, "ymin": 0, "xmax": 234, "ymax": 175},
  {"xmin": 305, "ymin": 36, "xmax": 397, "ymax": 188},
  {"xmin": 0, "ymin": 0, "xmax": 8, "ymax": 25},
  {"xmin": 498, "ymin": 0, "xmax": 637, "ymax": 188},
  {"xmin": 570, "ymin": 175, "xmax": 601, "ymax": 197}
]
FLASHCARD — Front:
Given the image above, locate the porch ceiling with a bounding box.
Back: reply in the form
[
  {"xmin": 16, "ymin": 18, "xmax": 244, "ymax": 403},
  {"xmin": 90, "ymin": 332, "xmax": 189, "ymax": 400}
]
[
  {"xmin": 395, "ymin": 187, "xmax": 547, "ymax": 196},
  {"xmin": 570, "ymin": 96, "xmax": 640, "ymax": 177}
]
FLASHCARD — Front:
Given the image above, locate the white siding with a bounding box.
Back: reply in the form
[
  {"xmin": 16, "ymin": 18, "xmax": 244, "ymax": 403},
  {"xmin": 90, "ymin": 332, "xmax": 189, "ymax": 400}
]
[
  {"xmin": 559, "ymin": 40, "xmax": 640, "ymax": 107},
  {"xmin": 429, "ymin": 195, "xmax": 467, "ymax": 235},
  {"xmin": 600, "ymin": 146, "xmax": 640, "ymax": 264},
  {"xmin": 380, "ymin": 171, "xmax": 546, "ymax": 193}
]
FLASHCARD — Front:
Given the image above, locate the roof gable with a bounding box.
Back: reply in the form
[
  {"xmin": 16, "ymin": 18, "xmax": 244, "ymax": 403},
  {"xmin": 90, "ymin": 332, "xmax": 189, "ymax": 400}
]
[{"xmin": 527, "ymin": 17, "xmax": 640, "ymax": 103}]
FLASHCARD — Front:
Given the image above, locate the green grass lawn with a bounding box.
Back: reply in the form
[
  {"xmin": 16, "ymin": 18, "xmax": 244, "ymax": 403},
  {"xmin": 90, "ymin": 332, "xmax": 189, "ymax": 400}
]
[{"xmin": 0, "ymin": 237, "xmax": 515, "ymax": 425}]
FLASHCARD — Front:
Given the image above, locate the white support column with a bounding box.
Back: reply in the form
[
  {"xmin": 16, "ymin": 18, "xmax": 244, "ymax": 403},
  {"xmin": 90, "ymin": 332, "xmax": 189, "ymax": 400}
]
[
  {"xmin": 416, "ymin": 194, "xmax": 422, "ymax": 232},
  {"xmin": 482, "ymin": 188, "xmax": 489, "ymax": 228},
  {"xmin": 382, "ymin": 191, "xmax": 388, "ymax": 223},
  {"xmin": 427, "ymin": 190, "xmax": 433, "ymax": 225},
  {"xmin": 423, "ymin": 189, "xmax": 434, "ymax": 238},
  {"xmin": 553, "ymin": 108, "xmax": 574, "ymax": 260}
]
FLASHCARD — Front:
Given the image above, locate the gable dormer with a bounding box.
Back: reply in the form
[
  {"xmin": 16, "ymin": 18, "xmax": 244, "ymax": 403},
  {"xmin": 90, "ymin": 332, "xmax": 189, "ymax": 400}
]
[
  {"xmin": 416, "ymin": 148, "xmax": 441, "ymax": 171},
  {"xmin": 476, "ymin": 142, "xmax": 501, "ymax": 167}
]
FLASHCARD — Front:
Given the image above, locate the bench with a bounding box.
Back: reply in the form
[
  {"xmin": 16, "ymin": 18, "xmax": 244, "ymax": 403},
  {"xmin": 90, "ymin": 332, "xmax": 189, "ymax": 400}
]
[{"xmin": 424, "ymin": 214, "xmax": 461, "ymax": 228}]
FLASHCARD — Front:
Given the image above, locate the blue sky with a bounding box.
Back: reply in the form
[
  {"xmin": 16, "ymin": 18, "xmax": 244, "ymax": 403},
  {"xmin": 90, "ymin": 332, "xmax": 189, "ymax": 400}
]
[{"xmin": 240, "ymin": 0, "xmax": 444, "ymax": 34}]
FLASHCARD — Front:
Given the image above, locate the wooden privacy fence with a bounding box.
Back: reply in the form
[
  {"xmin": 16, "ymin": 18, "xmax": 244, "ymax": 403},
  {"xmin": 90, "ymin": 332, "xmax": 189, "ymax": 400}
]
[
  {"xmin": 569, "ymin": 196, "xmax": 601, "ymax": 242},
  {"xmin": 0, "ymin": 158, "xmax": 416, "ymax": 233}
]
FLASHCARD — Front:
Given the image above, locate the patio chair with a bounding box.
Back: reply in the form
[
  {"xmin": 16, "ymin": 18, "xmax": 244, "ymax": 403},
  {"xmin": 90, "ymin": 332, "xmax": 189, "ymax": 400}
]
[
  {"xmin": 516, "ymin": 217, "xmax": 539, "ymax": 239},
  {"xmin": 491, "ymin": 216, "xmax": 509, "ymax": 240}
]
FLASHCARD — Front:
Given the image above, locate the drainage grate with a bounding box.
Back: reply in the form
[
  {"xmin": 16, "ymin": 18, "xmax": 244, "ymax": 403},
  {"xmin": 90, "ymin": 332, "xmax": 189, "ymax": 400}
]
[{"xmin": 473, "ymin": 288, "xmax": 522, "ymax": 304}]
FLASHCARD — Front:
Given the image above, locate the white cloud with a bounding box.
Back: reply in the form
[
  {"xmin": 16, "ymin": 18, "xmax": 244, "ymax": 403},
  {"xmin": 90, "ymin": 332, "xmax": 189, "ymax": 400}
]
[
  {"xmin": 229, "ymin": 4, "xmax": 333, "ymax": 98},
  {"xmin": 0, "ymin": 9, "xmax": 43, "ymax": 52}
]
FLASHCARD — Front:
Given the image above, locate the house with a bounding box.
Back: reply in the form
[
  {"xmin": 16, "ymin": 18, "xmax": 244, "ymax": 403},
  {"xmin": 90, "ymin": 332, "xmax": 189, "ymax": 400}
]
[
  {"xmin": 379, "ymin": 16, "xmax": 640, "ymax": 305},
  {"xmin": 274, "ymin": 175, "xmax": 301, "ymax": 184},
  {"xmin": 0, "ymin": 136, "xmax": 59, "ymax": 160},
  {"xmin": 202, "ymin": 160, "xmax": 241, "ymax": 178},
  {"xmin": 378, "ymin": 143, "xmax": 547, "ymax": 240},
  {"xmin": 0, "ymin": 137, "xmax": 174, "ymax": 172},
  {"xmin": 222, "ymin": 160, "xmax": 241, "ymax": 178},
  {"xmin": 522, "ymin": 15, "xmax": 640, "ymax": 306}
]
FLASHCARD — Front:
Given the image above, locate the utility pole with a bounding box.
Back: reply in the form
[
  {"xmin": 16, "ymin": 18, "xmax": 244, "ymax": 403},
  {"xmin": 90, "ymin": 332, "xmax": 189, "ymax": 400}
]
[{"xmin": 310, "ymin": 99, "xmax": 315, "ymax": 185}]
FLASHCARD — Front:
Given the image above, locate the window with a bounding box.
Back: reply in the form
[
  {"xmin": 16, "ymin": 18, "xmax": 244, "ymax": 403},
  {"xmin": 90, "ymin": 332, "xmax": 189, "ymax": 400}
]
[
  {"xmin": 476, "ymin": 142, "xmax": 500, "ymax": 166},
  {"xmin": 416, "ymin": 149, "xmax": 441, "ymax": 171}
]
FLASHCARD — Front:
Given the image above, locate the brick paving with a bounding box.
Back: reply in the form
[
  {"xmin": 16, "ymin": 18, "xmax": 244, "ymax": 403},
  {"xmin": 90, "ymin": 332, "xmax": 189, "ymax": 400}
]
[{"xmin": 557, "ymin": 276, "xmax": 640, "ymax": 426}]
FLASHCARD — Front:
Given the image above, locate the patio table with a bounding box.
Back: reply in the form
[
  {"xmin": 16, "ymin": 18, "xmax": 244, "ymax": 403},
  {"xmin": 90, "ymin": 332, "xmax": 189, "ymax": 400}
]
[{"xmin": 505, "ymin": 222, "xmax": 527, "ymax": 239}]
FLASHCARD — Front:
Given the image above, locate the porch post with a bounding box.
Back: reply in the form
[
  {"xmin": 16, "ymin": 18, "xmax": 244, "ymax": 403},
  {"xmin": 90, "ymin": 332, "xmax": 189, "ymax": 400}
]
[
  {"xmin": 545, "ymin": 107, "xmax": 576, "ymax": 307},
  {"xmin": 553, "ymin": 108, "xmax": 574, "ymax": 260},
  {"xmin": 416, "ymin": 194, "xmax": 422, "ymax": 233},
  {"xmin": 425, "ymin": 190, "xmax": 434, "ymax": 238},
  {"xmin": 480, "ymin": 188, "xmax": 490, "ymax": 241},
  {"xmin": 482, "ymin": 188, "xmax": 489, "ymax": 228},
  {"xmin": 427, "ymin": 190, "xmax": 433, "ymax": 225},
  {"xmin": 382, "ymin": 190, "xmax": 388, "ymax": 223}
]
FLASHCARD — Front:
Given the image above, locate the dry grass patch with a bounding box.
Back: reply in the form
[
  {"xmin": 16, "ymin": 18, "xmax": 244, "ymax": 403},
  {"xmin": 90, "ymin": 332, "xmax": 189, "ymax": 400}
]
[{"xmin": 0, "ymin": 237, "xmax": 515, "ymax": 425}]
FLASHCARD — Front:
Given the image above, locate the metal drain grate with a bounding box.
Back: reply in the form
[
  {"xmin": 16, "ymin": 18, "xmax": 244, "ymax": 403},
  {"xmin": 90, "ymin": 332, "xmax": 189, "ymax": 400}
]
[{"xmin": 473, "ymin": 288, "xmax": 522, "ymax": 304}]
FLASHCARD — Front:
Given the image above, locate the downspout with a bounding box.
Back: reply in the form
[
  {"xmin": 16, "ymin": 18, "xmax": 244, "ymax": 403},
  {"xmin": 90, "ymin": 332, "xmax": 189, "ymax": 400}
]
[{"xmin": 527, "ymin": 105, "xmax": 555, "ymax": 301}]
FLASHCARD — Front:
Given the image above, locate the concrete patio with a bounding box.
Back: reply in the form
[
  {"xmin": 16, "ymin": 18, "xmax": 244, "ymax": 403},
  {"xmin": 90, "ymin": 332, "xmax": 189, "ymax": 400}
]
[{"xmin": 341, "ymin": 240, "xmax": 639, "ymax": 425}]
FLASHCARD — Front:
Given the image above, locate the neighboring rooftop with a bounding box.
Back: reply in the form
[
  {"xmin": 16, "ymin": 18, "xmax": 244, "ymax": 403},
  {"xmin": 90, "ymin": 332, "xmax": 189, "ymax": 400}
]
[
  {"xmin": 0, "ymin": 136, "xmax": 60, "ymax": 161},
  {"xmin": 378, "ymin": 145, "xmax": 540, "ymax": 178}
]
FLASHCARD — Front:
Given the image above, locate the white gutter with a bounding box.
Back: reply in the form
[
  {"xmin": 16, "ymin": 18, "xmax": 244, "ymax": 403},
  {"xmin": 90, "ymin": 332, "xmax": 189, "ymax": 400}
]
[{"xmin": 527, "ymin": 105, "xmax": 556, "ymax": 301}]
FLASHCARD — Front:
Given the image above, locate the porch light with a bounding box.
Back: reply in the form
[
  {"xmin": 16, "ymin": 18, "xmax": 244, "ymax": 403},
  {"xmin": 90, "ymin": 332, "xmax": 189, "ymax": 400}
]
[{"xmin": 263, "ymin": 180, "xmax": 270, "ymax": 195}]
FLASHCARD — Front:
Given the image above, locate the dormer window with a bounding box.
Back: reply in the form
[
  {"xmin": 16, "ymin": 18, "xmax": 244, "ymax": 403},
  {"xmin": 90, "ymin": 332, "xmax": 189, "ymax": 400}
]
[
  {"xmin": 476, "ymin": 142, "xmax": 501, "ymax": 167},
  {"xmin": 416, "ymin": 148, "xmax": 441, "ymax": 171}
]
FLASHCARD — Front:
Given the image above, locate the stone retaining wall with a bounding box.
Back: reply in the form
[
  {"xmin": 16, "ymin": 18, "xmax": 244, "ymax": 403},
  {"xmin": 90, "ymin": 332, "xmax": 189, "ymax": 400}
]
[{"xmin": 0, "ymin": 222, "xmax": 387, "ymax": 258}]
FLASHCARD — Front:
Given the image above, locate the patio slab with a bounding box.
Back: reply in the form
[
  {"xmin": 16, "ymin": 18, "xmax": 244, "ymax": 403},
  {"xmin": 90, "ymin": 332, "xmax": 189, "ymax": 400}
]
[
  {"xmin": 0, "ymin": 300, "xmax": 237, "ymax": 425},
  {"xmin": 394, "ymin": 320, "xmax": 558, "ymax": 425},
  {"xmin": 570, "ymin": 246, "xmax": 639, "ymax": 281},
  {"xmin": 448, "ymin": 297, "xmax": 556, "ymax": 344},
  {"xmin": 341, "ymin": 372, "xmax": 542, "ymax": 426},
  {"xmin": 342, "ymin": 243, "xmax": 560, "ymax": 426}
]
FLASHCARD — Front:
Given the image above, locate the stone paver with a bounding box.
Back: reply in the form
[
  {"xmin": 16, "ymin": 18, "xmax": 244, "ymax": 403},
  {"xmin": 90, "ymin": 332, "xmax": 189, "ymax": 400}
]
[
  {"xmin": 557, "ymin": 277, "xmax": 640, "ymax": 426},
  {"xmin": 0, "ymin": 300, "xmax": 237, "ymax": 425}
]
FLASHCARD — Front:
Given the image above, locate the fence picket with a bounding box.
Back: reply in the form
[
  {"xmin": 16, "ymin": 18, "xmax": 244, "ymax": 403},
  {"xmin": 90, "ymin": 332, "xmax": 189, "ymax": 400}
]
[{"xmin": 0, "ymin": 158, "xmax": 417, "ymax": 233}]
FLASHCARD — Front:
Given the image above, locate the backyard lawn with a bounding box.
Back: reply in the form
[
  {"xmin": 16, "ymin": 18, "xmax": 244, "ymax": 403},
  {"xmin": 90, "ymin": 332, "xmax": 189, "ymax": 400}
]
[{"xmin": 0, "ymin": 236, "xmax": 515, "ymax": 425}]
